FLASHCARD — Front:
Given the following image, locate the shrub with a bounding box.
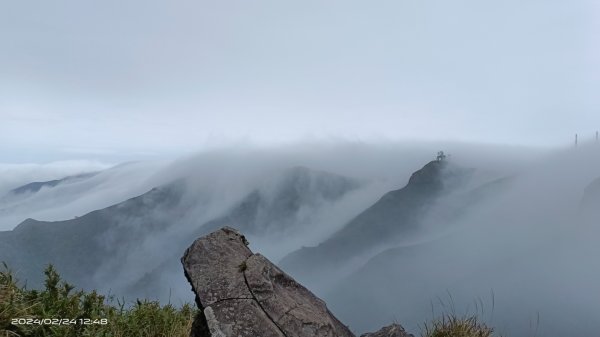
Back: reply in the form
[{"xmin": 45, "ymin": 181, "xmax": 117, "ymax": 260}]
[{"xmin": 0, "ymin": 263, "xmax": 196, "ymax": 337}]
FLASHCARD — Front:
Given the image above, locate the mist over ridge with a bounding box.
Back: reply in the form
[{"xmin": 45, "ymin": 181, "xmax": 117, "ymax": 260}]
[
  {"xmin": 2, "ymin": 1, "xmax": 598, "ymax": 335},
  {"xmin": 1, "ymin": 140, "xmax": 599, "ymax": 336}
]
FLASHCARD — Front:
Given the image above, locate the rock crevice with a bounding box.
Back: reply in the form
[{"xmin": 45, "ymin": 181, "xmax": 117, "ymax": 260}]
[{"xmin": 241, "ymin": 255, "xmax": 289, "ymax": 337}]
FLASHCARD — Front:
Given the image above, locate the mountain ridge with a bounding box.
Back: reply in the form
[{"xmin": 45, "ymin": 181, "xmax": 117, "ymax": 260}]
[
  {"xmin": 279, "ymin": 160, "xmax": 476, "ymax": 285},
  {"xmin": 0, "ymin": 166, "xmax": 360, "ymax": 301}
]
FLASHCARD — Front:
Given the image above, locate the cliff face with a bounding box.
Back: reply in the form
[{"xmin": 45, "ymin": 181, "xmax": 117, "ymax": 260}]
[{"xmin": 181, "ymin": 227, "xmax": 413, "ymax": 337}]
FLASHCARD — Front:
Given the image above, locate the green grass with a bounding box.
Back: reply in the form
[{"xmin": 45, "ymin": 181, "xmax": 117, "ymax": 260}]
[
  {"xmin": 420, "ymin": 293, "xmax": 501, "ymax": 337},
  {"xmin": 0, "ymin": 263, "xmax": 196, "ymax": 337},
  {"xmin": 1, "ymin": 263, "xmax": 503, "ymax": 337},
  {"xmin": 422, "ymin": 314, "xmax": 496, "ymax": 337}
]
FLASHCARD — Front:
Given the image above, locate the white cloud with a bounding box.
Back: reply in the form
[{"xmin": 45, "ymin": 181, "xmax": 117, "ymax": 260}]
[{"xmin": 0, "ymin": 0, "xmax": 598, "ymax": 160}]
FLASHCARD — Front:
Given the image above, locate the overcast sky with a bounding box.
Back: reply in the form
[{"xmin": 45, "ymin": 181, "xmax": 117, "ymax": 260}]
[{"xmin": 1, "ymin": 0, "xmax": 598, "ymax": 163}]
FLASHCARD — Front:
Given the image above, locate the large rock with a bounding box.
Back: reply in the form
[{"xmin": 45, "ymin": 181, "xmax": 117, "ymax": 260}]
[
  {"xmin": 181, "ymin": 227, "xmax": 356, "ymax": 337},
  {"xmin": 360, "ymin": 324, "xmax": 414, "ymax": 337}
]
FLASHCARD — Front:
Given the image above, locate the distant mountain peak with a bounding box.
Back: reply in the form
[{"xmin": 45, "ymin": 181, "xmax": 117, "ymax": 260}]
[
  {"xmin": 8, "ymin": 172, "xmax": 98, "ymax": 196},
  {"xmin": 407, "ymin": 160, "xmax": 447, "ymax": 185},
  {"xmin": 198, "ymin": 166, "xmax": 361, "ymax": 236}
]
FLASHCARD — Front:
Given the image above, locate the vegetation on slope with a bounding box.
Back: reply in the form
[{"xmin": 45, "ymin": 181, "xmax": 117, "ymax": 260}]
[
  {"xmin": 0, "ymin": 263, "xmax": 195, "ymax": 337},
  {"xmin": 1, "ymin": 263, "xmax": 500, "ymax": 337},
  {"xmin": 422, "ymin": 314, "xmax": 496, "ymax": 337}
]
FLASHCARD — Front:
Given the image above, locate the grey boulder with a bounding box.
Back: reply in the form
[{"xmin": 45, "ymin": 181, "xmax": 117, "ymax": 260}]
[
  {"xmin": 360, "ymin": 324, "xmax": 414, "ymax": 337},
  {"xmin": 181, "ymin": 227, "xmax": 356, "ymax": 337}
]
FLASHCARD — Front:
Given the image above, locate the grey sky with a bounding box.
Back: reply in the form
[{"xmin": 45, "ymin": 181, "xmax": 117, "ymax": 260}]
[{"xmin": 1, "ymin": 0, "xmax": 598, "ymax": 162}]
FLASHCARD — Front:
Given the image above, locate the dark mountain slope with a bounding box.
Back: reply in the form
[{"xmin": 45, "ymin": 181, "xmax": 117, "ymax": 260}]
[
  {"xmin": 582, "ymin": 176, "xmax": 600, "ymax": 209},
  {"xmin": 0, "ymin": 182, "xmax": 185, "ymax": 289},
  {"xmin": 0, "ymin": 166, "xmax": 360, "ymax": 300},
  {"xmin": 126, "ymin": 167, "xmax": 361, "ymax": 300},
  {"xmin": 580, "ymin": 176, "xmax": 600, "ymax": 226},
  {"xmin": 8, "ymin": 172, "xmax": 98, "ymax": 195},
  {"xmin": 280, "ymin": 160, "xmax": 474, "ymax": 276}
]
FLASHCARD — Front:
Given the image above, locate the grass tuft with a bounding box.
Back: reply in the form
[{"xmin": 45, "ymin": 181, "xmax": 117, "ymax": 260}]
[
  {"xmin": 0, "ymin": 263, "xmax": 196, "ymax": 337},
  {"xmin": 422, "ymin": 314, "xmax": 497, "ymax": 337},
  {"xmin": 238, "ymin": 261, "xmax": 248, "ymax": 272}
]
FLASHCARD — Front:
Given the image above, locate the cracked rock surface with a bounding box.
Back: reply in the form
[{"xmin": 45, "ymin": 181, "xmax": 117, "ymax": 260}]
[{"xmin": 181, "ymin": 227, "xmax": 356, "ymax": 337}]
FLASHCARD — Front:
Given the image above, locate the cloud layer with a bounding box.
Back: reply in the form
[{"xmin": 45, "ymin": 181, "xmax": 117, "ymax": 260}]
[{"xmin": 1, "ymin": 0, "xmax": 598, "ymax": 161}]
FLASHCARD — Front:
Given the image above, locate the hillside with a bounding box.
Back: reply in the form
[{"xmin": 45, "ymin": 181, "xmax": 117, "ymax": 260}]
[
  {"xmin": 280, "ymin": 160, "xmax": 475, "ymax": 279},
  {"xmin": 198, "ymin": 166, "xmax": 360, "ymax": 236},
  {"xmin": 7, "ymin": 172, "xmax": 98, "ymax": 196},
  {"xmin": 0, "ymin": 182, "xmax": 185, "ymax": 290},
  {"xmin": 0, "ymin": 166, "xmax": 360, "ymax": 301}
]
